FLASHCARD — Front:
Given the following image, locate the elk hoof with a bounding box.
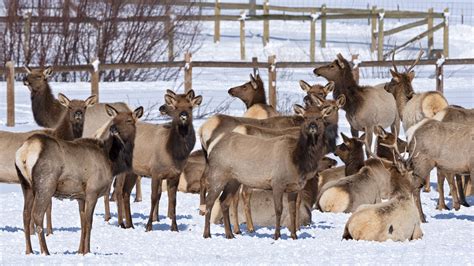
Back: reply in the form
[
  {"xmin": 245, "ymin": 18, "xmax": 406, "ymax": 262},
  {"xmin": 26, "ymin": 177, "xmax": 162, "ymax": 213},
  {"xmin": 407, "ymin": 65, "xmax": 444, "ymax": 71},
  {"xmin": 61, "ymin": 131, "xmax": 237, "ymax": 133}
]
[
  {"xmin": 104, "ymin": 215, "xmax": 111, "ymax": 222},
  {"xmin": 233, "ymin": 229, "xmax": 242, "ymax": 235},
  {"xmin": 274, "ymin": 232, "xmax": 281, "ymax": 240},
  {"xmin": 460, "ymin": 201, "xmax": 470, "ymax": 207},
  {"xmin": 145, "ymin": 223, "xmax": 153, "ymax": 232},
  {"xmin": 247, "ymin": 227, "xmax": 255, "ymax": 233},
  {"xmin": 291, "ymin": 233, "xmax": 298, "ymax": 240},
  {"xmin": 225, "ymin": 233, "xmax": 235, "ymax": 239},
  {"xmin": 134, "ymin": 197, "xmax": 142, "ymax": 203},
  {"xmin": 170, "ymin": 223, "xmax": 178, "ymax": 232},
  {"xmin": 453, "ymin": 204, "xmax": 461, "ymax": 211},
  {"xmin": 203, "ymin": 232, "xmax": 211, "ymax": 238},
  {"xmin": 423, "ymin": 187, "xmax": 431, "ymax": 193},
  {"xmin": 436, "ymin": 205, "xmax": 449, "ymax": 211},
  {"xmin": 119, "ymin": 223, "xmax": 126, "ymax": 229}
]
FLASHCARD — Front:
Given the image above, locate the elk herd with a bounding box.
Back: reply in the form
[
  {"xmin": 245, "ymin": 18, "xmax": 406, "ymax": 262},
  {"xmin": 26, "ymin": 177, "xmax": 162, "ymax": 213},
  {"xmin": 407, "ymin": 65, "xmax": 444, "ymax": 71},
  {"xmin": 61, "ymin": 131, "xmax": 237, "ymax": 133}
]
[{"xmin": 0, "ymin": 51, "xmax": 472, "ymax": 255}]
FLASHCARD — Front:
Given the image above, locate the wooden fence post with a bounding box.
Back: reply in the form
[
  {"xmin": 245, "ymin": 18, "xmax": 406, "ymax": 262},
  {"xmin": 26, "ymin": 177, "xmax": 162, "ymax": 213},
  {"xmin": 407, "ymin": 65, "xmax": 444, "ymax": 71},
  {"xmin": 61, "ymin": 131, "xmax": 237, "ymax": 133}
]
[
  {"xmin": 351, "ymin": 54, "xmax": 360, "ymax": 84},
  {"xmin": 252, "ymin": 57, "xmax": 259, "ymax": 76},
  {"xmin": 263, "ymin": 0, "xmax": 269, "ymax": 46},
  {"xmin": 6, "ymin": 61, "xmax": 15, "ymax": 127},
  {"xmin": 214, "ymin": 0, "xmax": 221, "ymax": 43},
  {"xmin": 166, "ymin": 9, "xmax": 174, "ymax": 61},
  {"xmin": 443, "ymin": 8, "xmax": 449, "ymax": 57},
  {"xmin": 377, "ymin": 9, "xmax": 385, "ymax": 61},
  {"xmin": 184, "ymin": 53, "xmax": 192, "ymax": 92},
  {"xmin": 435, "ymin": 52, "xmax": 444, "ymax": 93},
  {"xmin": 371, "ymin": 6, "xmax": 377, "ymax": 52},
  {"xmin": 427, "ymin": 8, "xmax": 434, "ymax": 56},
  {"xmin": 310, "ymin": 12, "xmax": 316, "ymax": 62},
  {"xmin": 91, "ymin": 59, "xmax": 100, "ymax": 102},
  {"xmin": 321, "ymin": 4, "xmax": 327, "ymax": 48},
  {"xmin": 268, "ymin": 55, "xmax": 276, "ymax": 108},
  {"xmin": 240, "ymin": 11, "xmax": 246, "ymax": 60}
]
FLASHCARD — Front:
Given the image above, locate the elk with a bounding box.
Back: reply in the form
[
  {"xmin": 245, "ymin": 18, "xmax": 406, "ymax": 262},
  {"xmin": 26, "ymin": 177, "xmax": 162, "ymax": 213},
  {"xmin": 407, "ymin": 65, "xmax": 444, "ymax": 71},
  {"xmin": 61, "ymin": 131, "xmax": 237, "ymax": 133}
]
[
  {"xmin": 203, "ymin": 104, "xmax": 335, "ymax": 240},
  {"xmin": 22, "ymin": 66, "xmax": 141, "ymax": 207},
  {"xmin": 406, "ymin": 119, "xmax": 474, "ymax": 223},
  {"xmin": 313, "ymin": 53, "xmax": 399, "ymax": 156},
  {"xmin": 342, "ymin": 151, "xmax": 423, "ymax": 242},
  {"xmin": 374, "ymin": 126, "xmax": 407, "ymax": 162},
  {"xmin": 15, "ymin": 105, "xmax": 143, "ymax": 255},
  {"xmin": 0, "ymin": 93, "xmax": 96, "ymax": 235},
  {"xmin": 317, "ymin": 139, "xmax": 392, "ymax": 213},
  {"xmin": 228, "ymin": 73, "xmax": 279, "ymax": 119},
  {"xmin": 300, "ymin": 80, "xmax": 334, "ymax": 102}
]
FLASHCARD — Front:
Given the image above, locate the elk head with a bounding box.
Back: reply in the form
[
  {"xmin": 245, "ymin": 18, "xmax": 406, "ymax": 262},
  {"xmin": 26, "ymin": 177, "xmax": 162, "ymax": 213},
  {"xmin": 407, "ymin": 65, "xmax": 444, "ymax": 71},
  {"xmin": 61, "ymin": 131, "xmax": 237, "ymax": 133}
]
[
  {"xmin": 374, "ymin": 126, "xmax": 407, "ymax": 161},
  {"xmin": 300, "ymin": 80, "xmax": 334, "ymax": 100},
  {"xmin": 58, "ymin": 93, "xmax": 97, "ymax": 138},
  {"xmin": 293, "ymin": 104, "xmax": 327, "ymax": 142},
  {"xmin": 23, "ymin": 66, "xmax": 53, "ymax": 93},
  {"xmin": 335, "ymin": 132, "xmax": 364, "ymax": 164},
  {"xmin": 306, "ymin": 94, "xmax": 345, "ymax": 127},
  {"xmin": 160, "ymin": 89, "xmax": 202, "ymax": 126},
  {"xmin": 313, "ymin": 54, "xmax": 352, "ymax": 83},
  {"xmin": 228, "ymin": 74, "xmax": 265, "ymax": 107}
]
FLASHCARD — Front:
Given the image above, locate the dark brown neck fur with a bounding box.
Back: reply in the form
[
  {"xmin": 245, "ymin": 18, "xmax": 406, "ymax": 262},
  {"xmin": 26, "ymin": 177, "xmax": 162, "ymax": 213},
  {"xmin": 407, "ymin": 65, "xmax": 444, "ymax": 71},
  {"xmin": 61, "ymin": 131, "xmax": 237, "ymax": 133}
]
[
  {"xmin": 31, "ymin": 82, "xmax": 65, "ymax": 128},
  {"xmin": 292, "ymin": 129, "xmax": 325, "ymax": 183},
  {"xmin": 246, "ymin": 80, "xmax": 267, "ymax": 108},
  {"xmin": 333, "ymin": 67, "xmax": 364, "ymax": 117},
  {"xmin": 51, "ymin": 112, "xmax": 83, "ymax": 140},
  {"xmin": 166, "ymin": 118, "xmax": 196, "ymax": 170},
  {"xmin": 102, "ymin": 134, "xmax": 135, "ymax": 176},
  {"xmin": 344, "ymin": 142, "xmax": 364, "ymax": 176}
]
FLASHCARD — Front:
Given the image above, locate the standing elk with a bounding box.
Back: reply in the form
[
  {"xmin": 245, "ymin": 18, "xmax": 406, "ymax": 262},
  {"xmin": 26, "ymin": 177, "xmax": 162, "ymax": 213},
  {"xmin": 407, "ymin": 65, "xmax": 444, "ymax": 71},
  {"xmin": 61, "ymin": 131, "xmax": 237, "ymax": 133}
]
[
  {"xmin": 406, "ymin": 119, "xmax": 474, "ymax": 223},
  {"xmin": 15, "ymin": 105, "xmax": 143, "ymax": 255},
  {"xmin": 0, "ymin": 93, "xmax": 96, "ymax": 236},
  {"xmin": 203, "ymin": 104, "xmax": 335, "ymax": 240},
  {"xmin": 342, "ymin": 151, "xmax": 423, "ymax": 242},
  {"xmin": 313, "ymin": 53, "xmax": 399, "ymax": 156}
]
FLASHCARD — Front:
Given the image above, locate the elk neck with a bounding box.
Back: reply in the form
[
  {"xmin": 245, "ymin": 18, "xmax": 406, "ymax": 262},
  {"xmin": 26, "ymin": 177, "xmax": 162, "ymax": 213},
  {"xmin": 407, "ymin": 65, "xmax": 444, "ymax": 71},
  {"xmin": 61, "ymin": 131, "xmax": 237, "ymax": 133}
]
[
  {"xmin": 31, "ymin": 82, "xmax": 64, "ymax": 127},
  {"xmin": 167, "ymin": 116, "xmax": 196, "ymax": 164},
  {"xmin": 333, "ymin": 69, "xmax": 363, "ymax": 117},
  {"xmin": 292, "ymin": 127, "xmax": 325, "ymax": 179},
  {"xmin": 52, "ymin": 112, "xmax": 83, "ymax": 140},
  {"xmin": 103, "ymin": 134, "xmax": 134, "ymax": 176},
  {"xmin": 245, "ymin": 85, "xmax": 267, "ymax": 108},
  {"xmin": 345, "ymin": 142, "xmax": 365, "ymax": 176}
]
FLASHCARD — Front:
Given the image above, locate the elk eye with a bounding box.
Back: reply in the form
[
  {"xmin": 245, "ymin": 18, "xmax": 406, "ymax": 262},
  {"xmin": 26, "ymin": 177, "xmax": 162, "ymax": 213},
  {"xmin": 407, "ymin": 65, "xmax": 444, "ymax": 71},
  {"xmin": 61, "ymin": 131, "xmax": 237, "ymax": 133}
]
[{"xmin": 127, "ymin": 119, "xmax": 133, "ymax": 123}]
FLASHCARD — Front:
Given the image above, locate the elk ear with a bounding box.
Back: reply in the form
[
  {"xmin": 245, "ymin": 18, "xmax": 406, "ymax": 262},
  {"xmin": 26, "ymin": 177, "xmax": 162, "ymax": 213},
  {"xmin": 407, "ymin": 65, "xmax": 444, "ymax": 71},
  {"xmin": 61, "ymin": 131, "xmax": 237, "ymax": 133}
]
[
  {"xmin": 250, "ymin": 74, "xmax": 258, "ymax": 89},
  {"xmin": 336, "ymin": 94, "xmax": 346, "ymax": 108},
  {"xmin": 299, "ymin": 80, "xmax": 312, "ymax": 92},
  {"xmin": 407, "ymin": 71, "xmax": 415, "ymax": 81},
  {"xmin": 85, "ymin": 95, "xmax": 97, "ymax": 107},
  {"xmin": 322, "ymin": 106, "xmax": 332, "ymax": 118},
  {"xmin": 58, "ymin": 93, "xmax": 71, "ymax": 108},
  {"xmin": 390, "ymin": 69, "xmax": 400, "ymax": 83},
  {"xmin": 165, "ymin": 94, "xmax": 177, "ymax": 106},
  {"xmin": 358, "ymin": 133, "xmax": 366, "ymax": 143},
  {"xmin": 340, "ymin": 132, "xmax": 350, "ymax": 144},
  {"xmin": 133, "ymin": 106, "xmax": 144, "ymax": 120},
  {"xmin": 309, "ymin": 94, "xmax": 324, "ymax": 107},
  {"xmin": 323, "ymin": 81, "xmax": 335, "ymax": 94},
  {"xmin": 105, "ymin": 104, "xmax": 119, "ymax": 117},
  {"xmin": 293, "ymin": 104, "xmax": 306, "ymax": 116},
  {"xmin": 336, "ymin": 54, "xmax": 345, "ymax": 69},
  {"xmin": 43, "ymin": 66, "xmax": 53, "ymax": 79},
  {"xmin": 192, "ymin": 95, "xmax": 203, "ymax": 107},
  {"xmin": 24, "ymin": 66, "xmax": 32, "ymax": 74},
  {"xmin": 374, "ymin": 126, "xmax": 387, "ymax": 138},
  {"xmin": 185, "ymin": 89, "xmax": 196, "ymax": 101},
  {"xmin": 166, "ymin": 89, "xmax": 177, "ymax": 97}
]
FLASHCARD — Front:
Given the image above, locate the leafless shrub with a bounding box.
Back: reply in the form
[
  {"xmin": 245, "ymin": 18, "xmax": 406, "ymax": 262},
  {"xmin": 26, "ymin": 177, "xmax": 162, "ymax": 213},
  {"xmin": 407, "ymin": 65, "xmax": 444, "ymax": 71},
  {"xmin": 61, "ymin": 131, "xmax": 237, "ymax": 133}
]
[{"xmin": 194, "ymin": 97, "xmax": 233, "ymax": 119}]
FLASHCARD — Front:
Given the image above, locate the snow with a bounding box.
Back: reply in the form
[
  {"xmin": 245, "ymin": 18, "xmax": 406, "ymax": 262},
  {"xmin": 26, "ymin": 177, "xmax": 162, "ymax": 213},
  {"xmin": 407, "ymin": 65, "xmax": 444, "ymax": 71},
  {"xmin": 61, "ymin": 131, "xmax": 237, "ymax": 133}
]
[{"xmin": 1, "ymin": 16, "xmax": 474, "ymax": 264}]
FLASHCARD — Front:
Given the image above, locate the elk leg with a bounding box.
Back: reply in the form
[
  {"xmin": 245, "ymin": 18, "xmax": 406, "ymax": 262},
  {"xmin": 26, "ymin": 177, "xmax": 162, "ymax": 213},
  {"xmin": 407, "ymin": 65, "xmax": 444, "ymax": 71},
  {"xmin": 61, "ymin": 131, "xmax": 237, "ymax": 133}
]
[
  {"xmin": 110, "ymin": 178, "xmax": 117, "ymax": 202},
  {"xmin": 46, "ymin": 199, "xmax": 53, "ymax": 236},
  {"xmin": 116, "ymin": 174, "xmax": 127, "ymax": 228},
  {"xmin": 241, "ymin": 186, "xmax": 254, "ymax": 233},
  {"xmin": 413, "ymin": 187, "xmax": 426, "ymax": 223},
  {"xmin": 288, "ymin": 192, "xmax": 298, "ymax": 240},
  {"xmin": 32, "ymin": 195, "xmax": 50, "ymax": 255},
  {"xmin": 220, "ymin": 180, "xmax": 240, "ymax": 239},
  {"xmin": 103, "ymin": 183, "xmax": 111, "ymax": 222},
  {"xmin": 199, "ymin": 165, "xmax": 209, "ymax": 216},
  {"xmin": 124, "ymin": 172, "xmax": 137, "ymax": 228},
  {"xmin": 446, "ymin": 173, "xmax": 460, "ymax": 210},
  {"xmin": 153, "ymin": 179, "xmax": 163, "ymax": 222},
  {"xmin": 21, "ymin": 184, "xmax": 34, "ymax": 254},
  {"xmin": 77, "ymin": 199, "xmax": 85, "ymax": 254},
  {"xmin": 436, "ymin": 172, "xmax": 448, "ymax": 210},
  {"xmin": 464, "ymin": 174, "xmax": 473, "ymax": 196},
  {"xmin": 134, "ymin": 176, "xmax": 142, "ymax": 202},
  {"xmin": 83, "ymin": 196, "xmax": 98, "ymax": 255},
  {"xmin": 146, "ymin": 177, "xmax": 161, "ymax": 232},
  {"xmin": 423, "ymin": 175, "xmax": 431, "ymax": 193},
  {"xmin": 350, "ymin": 126, "xmax": 359, "ymax": 138},
  {"xmin": 272, "ymin": 188, "xmax": 284, "ymax": 240},
  {"xmin": 456, "ymin": 175, "xmax": 470, "ymax": 207},
  {"xmin": 364, "ymin": 127, "xmax": 374, "ymax": 158},
  {"xmin": 167, "ymin": 176, "xmax": 180, "ymax": 232},
  {"xmin": 203, "ymin": 183, "xmax": 226, "ymax": 238},
  {"xmin": 230, "ymin": 186, "xmax": 241, "ymax": 235},
  {"xmin": 295, "ymin": 191, "xmax": 301, "ymax": 231}
]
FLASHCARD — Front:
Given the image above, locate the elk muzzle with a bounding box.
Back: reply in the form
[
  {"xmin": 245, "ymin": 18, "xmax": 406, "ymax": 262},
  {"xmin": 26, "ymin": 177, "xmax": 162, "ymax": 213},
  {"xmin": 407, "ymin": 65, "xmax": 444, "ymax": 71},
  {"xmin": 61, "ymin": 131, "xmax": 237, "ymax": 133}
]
[
  {"xmin": 308, "ymin": 122, "xmax": 318, "ymax": 135},
  {"xmin": 179, "ymin": 111, "xmax": 189, "ymax": 124},
  {"xmin": 74, "ymin": 111, "xmax": 83, "ymax": 122}
]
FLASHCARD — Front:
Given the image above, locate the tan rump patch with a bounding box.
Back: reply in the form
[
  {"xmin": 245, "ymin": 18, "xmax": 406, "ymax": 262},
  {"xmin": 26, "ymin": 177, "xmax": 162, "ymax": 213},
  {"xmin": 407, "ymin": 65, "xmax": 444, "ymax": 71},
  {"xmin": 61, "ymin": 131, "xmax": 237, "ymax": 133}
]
[
  {"xmin": 232, "ymin": 125, "xmax": 248, "ymax": 135},
  {"xmin": 421, "ymin": 93, "xmax": 448, "ymax": 118},
  {"xmin": 199, "ymin": 116, "xmax": 221, "ymax": 151},
  {"xmin": 318, "ymin": 187, "xmax": 350, "ymax": 213},
  {"xmin": 206, "ymin": 133, "xmax": 225, "ymax": 155},
  {"xmin": 244, "ymin": 105, "xmax": 269, "ymax": 119},
  {"xmin": 15, "ymin": 139, "xmax": 42, "ymax": 187}
]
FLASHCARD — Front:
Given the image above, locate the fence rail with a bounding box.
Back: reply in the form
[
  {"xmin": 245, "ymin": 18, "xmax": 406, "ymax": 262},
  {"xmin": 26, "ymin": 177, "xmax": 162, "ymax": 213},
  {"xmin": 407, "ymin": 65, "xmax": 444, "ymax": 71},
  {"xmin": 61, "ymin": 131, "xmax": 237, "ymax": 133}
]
[{"xmin": 3, "ymin": 54, "xmax": 473, "ymax": 127}]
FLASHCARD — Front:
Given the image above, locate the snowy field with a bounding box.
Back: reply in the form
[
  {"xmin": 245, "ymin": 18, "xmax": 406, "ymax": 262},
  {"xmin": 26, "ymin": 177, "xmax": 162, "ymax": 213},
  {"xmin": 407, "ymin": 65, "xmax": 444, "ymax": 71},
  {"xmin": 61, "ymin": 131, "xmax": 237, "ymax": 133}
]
[{"xmin": 1, "ymin": 17, "xmax": 474, "ymax": 264}]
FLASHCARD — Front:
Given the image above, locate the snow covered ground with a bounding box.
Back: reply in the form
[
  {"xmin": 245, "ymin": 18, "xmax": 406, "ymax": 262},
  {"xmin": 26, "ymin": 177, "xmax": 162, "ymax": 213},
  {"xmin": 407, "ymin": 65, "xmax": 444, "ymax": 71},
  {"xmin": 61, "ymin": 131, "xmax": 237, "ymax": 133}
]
[{"xmin": 1, "ymin": 17, "xmax": 473, "ymax": 264}]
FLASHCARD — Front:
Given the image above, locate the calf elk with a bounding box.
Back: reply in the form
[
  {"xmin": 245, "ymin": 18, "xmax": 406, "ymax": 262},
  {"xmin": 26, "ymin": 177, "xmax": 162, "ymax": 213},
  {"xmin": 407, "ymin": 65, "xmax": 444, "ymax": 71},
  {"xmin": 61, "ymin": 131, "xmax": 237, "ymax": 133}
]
[
  {"xmin": 203, "ymin": 104, "xmax": 335, "ymax": 240},
  {"xmin": 16, "ymin": 105, "xmax": 143, "ymax": 255}
]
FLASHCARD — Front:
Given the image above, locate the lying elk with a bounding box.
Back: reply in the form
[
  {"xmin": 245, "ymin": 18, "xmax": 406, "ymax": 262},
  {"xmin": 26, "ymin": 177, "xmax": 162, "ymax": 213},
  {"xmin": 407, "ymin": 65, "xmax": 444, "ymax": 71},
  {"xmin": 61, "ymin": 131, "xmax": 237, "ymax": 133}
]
[
  {"xmin": 16, "ymin": 105, "xmax": 143, "ymax": 255},
  {"xmin": 203, "ymin": 104, "xmax": 335, "ymax": 240},
  {"xmin": 314, "ymin": 53, "xmax": 399, "ymax": 156},
  {"xmin": 0, "ymin": 93, "xmax": 96, "ymax": 236},
  {"xmin": 406, "ymin": 119, "xmax": 474, "ymax": 223},
  {"xmin": 342, "ymin": 151, "xmax": 423, "ymax": 242},
  {"xmin": 228, "ymin": 73, "xmax": 279, "ymax": 119},
  {"xmin": 317, "ymin": 134, "xmax": 393, "ymax": 213},
  {"xmin": 22, "ymin": 66, "xmax": 140, "ymax": 216}
]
